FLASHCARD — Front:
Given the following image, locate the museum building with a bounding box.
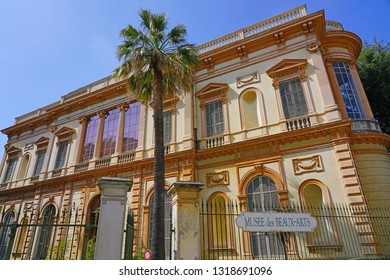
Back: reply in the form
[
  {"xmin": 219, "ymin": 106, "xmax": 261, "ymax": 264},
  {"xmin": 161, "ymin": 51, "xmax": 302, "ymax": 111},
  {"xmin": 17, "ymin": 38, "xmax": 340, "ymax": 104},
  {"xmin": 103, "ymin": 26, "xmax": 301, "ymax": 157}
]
[{"xmin": 1, "ymin": 5, "xmax": 389, "ymax": 260}]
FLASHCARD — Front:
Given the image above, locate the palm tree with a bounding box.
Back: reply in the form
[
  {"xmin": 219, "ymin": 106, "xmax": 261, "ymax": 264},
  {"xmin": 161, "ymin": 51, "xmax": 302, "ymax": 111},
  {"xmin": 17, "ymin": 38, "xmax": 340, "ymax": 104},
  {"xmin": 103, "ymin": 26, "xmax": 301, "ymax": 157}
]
[{"xmin": 114, "ymin": 9, "xmax": 198, "ymax": 260}]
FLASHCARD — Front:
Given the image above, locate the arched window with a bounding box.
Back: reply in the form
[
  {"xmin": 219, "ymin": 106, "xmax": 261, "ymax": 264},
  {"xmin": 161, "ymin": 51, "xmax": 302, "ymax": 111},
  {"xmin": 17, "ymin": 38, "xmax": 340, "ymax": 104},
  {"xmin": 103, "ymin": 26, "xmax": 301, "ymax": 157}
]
[
  {"xmin": 16, "ymin": 217, "xmax": 29, "ymax": 258},
  {"xmin": 301, "ymin": 183, "xmax": 338, "ymax": 247},
  {"xmin": 0, "ymin": 211, "xmax": 15, "ymax": 259},
  {"xmin": 246, "ymin": 176, "xmax": 284, "ymax": 259},
  {"xmin": 35, "ymin": 205, "xmax": 56, "ymax": 259},
  {"xmin": 148, "ymin": 191, "xmax": 172, "ymax": 260},
  {"xmin": 207, "ymin": 193, "xmax": 232, "ymax": 251},
  {"xmin": 241, "ymin": 91, "xmax": 259, "ymax": 129},
  {"xmin": 87, "ymin": 196, "xmax": 101, "ymax": 241},
  {"xmin": 18, "ymin": 154, "xmax": 30, "ymax": 180}
]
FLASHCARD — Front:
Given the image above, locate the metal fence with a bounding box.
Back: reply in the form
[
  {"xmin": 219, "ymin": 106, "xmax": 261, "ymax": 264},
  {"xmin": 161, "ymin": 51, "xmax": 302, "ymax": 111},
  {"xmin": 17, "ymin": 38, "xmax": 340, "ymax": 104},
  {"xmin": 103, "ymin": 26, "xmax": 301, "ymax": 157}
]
[
  {"xmin": 200, "ymin": 201, "xmax": 390, "ymax": 260},
  {"xmin": 0, "ymin": 206, "xmax": 135, "ymax": 260},
  {"xmin": 0, "ymin": 206, "xmax": 98, "ymax": 260}
]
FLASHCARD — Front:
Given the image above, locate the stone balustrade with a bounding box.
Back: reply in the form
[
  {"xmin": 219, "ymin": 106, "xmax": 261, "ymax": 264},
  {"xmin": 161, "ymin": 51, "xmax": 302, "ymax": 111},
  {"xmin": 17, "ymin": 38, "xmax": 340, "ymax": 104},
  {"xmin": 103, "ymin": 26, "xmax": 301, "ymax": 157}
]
[{"xmin": 196, "ymin": 5, "xmax": 307, "ymax": 54}]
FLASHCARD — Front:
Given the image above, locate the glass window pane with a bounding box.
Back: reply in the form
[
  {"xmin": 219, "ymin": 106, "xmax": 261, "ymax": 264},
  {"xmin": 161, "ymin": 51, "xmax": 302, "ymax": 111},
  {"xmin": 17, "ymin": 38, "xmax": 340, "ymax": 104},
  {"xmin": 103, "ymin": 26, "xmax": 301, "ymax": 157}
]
[
  {"xmin": 123, "ymin": 102, "xmax": 140, "ymax": 152},
  {"xmin": 33, "ymin": 150, "xmax": 46, "ymax": 176},
  {"xmin": 3, "ymin": 158, "xmax": 16, "ymax": 183},
  {"xmin": 332, "ymin": 61, "xmax": 365, "ymax": 119},
  {"xmin": 82, "ymin": 115, "xmax": 99, "ymax": 161},
  {"xmin": 246, "ymin": 176, "xmax": 283, "ymax": 258},
  {"xmin": 101, "ymin": 108, "xmax": 120, "ymax": 157},
  {"xmin": 54, "ymin": 141, "xmax": 68, "ymax": 169}
]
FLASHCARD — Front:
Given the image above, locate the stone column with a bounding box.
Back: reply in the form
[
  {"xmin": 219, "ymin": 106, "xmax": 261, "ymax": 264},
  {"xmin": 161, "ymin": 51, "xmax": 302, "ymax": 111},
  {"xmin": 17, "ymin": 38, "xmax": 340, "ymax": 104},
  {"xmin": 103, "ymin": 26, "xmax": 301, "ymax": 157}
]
[
  {"xmin": 94, "ymin": 111, "xmax": 106, "ymax": 159},
  {"xmin": 115, "ymin": 104, "xmax": 127, "ymax": 155},
  {"xmin": 94, "ymin": 177, "xmax": 133, "ymax": 260},
  {"xmin": 168, "ymin": 181, "xmax": 204, "ymax": 260}
]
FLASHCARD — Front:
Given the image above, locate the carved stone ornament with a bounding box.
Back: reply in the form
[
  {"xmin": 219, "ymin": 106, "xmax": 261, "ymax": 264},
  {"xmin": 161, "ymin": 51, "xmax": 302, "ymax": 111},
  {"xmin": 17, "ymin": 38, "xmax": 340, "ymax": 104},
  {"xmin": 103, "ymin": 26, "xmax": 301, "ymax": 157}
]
[
  {"xmin": 236, "ymin": 72, "xmax": 260, "ymax": 88},
  {"xmin": 206, "ymin": 170, "xmax": 229, "ymax": 187},
  {"xmin": 24, "ymin": 143, "xmax": 34, "ymax": 152},
  {"xmin": 49, "ymin": 123, "xmax": 57, "ymax": 133},
  {"xmin": 306, "ymin": 41, "xmax": 321, "ymax": 52},
  {"xmin": 292, "ymin": 155, "xmax": 323, "ymax": 175}
]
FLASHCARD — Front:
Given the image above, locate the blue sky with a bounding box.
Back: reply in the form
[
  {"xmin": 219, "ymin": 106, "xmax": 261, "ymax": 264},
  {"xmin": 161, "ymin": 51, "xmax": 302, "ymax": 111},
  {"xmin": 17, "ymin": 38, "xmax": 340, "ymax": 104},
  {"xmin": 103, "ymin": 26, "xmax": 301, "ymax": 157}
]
[{"xmin": 0, "ymin": 0, "xmax": 389, "ymax": 149}]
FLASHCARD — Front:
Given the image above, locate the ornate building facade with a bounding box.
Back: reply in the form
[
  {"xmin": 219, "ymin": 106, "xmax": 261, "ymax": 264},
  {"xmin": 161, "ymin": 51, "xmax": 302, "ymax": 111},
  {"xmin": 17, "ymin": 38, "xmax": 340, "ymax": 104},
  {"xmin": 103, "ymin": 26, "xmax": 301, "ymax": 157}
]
[{"xmin": 1, "ymin": 5, "xmax": 390, "ymax": 260}]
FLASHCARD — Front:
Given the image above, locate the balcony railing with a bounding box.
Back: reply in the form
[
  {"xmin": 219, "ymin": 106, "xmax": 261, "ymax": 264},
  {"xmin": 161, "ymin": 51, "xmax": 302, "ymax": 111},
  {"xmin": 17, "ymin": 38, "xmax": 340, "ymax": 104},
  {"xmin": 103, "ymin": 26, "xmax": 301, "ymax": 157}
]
[
  {"xmin": 75, "ymin": 162, "xmax": 89, "ymax": 173},
  {"xmin": 206, "ymin": 135, "xmax": 225, "ymax": 149},
  {"xmin": 30, "ymin": 175, "xmax": 39, "ymax": 182},
  {"xmin": 196, "ymin": 5, "xmax": 307, "ymax": 54},
  {"xmin": 52, "ymin": 168, "xmax": 62, "ymax": 177},
  {"xmin": 95, "ymin": 157, "xmax": 111, "ymax": 169},
  {"xmin": 325, "ymin": 20, "xmax": 344, "ymax": 31},
  {"xmin": 286, "ymin": 116, "xmax": 311, "ymax": 131},
  {"xmin": 351, "ymin": 119, "xmax": 382, "ymax": 132},
  {"xmin": 118, "ymin": 152, "xmax": 136, "ymax": 164}
]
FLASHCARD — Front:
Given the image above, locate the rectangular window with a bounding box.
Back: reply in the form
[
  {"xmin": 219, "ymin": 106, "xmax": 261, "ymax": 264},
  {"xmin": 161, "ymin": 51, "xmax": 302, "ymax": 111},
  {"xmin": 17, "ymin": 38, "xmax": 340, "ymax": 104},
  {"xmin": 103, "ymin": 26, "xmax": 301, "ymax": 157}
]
[
  {"xmin": 163, "ymin": 111, "xmax": 172, "ymax": 145},
  {"xmin": 122, "ymin": 102, "xmax": 140, "ymax": 152},
  {"xmin": 33, "ymin": 149, "xmax": 46, "ymax": 176},
  {"xmin": 81, "ymin": 115, "xmax": 99, "ymax": 162},
  {"xmin": 206, "ymin": 101, "xmax": 224, "ymax": 137},
  {"xmin": 54, "ymin": 141, "xmax": 68, "ymax": 169},
  {"xmin": 279, "ymin": 78, "xmax": 308, "ymax": 119},
  {"xmin": 100, "ymin": 108, "xmax": 120, "ymax": 157},
  {"xmin": 2, "ymin": 158, "xmax": 16, "ymax": 183}
]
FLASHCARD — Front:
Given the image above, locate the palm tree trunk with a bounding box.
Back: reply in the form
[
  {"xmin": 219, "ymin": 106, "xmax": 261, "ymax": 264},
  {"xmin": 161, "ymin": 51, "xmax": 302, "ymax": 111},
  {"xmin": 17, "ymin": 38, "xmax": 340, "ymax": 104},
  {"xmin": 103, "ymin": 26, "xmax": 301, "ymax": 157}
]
[{"xmin": 151, "ymin": 63, "xmax": 166, "ymax": 260}]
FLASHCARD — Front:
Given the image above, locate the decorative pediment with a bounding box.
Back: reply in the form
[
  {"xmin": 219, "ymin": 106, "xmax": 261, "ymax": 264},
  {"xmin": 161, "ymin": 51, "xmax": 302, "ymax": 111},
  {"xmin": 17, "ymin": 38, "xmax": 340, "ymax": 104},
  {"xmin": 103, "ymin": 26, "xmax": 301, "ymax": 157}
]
[
  {"xmin": 54, "ymin": 127, "xmax": 75, "ymax": 140},
  {"xmin": 35, "ymin": 137, "xmax": 50, "ymax": 149},
  {"xmin": 196, "ymin": 83, "xmax": 229, "ymax": 101},
  {"xmin": 163, "ymin": 96, "xmax": 179, "ymax": 110},
  {"xmin": 6, "ymin": 146, "xmax": 21, "ymax": 157},
  {"xmin": 266, "ymin": 59, "xmax": 308, "ymax": 78}
]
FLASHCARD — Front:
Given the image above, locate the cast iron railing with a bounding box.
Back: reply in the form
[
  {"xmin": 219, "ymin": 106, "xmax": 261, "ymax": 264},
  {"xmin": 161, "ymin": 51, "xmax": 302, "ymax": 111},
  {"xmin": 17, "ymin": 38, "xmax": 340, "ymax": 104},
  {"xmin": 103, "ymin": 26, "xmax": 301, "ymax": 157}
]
[{"xmin": 200, "ymin": 201, "xmax": 390, "ymax": 260}]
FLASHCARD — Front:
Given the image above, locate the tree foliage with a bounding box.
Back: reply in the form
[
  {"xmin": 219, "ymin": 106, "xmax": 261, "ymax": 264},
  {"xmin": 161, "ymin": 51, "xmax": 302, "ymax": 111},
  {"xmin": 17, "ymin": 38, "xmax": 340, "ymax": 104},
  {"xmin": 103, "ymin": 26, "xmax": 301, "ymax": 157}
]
[{"xmin": 358, "ymin": 39, "xmax": 390, "ymax": 134}]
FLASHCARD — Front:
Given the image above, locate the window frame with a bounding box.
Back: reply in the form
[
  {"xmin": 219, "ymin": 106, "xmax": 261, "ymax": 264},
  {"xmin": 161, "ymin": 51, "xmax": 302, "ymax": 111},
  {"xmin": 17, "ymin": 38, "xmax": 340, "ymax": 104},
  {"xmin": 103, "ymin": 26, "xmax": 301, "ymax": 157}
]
[
  {"xmin": 332, "ymin": 61, "xmax": 366, "ymax": 120},
  {"xmin": 53, "ymin": 127, "xmax": 75, "ymax": 171},
  {"xmin": 1, "ymin": 146, "xmax": 21, "ymax": 184},
  {"xmin": 266, "ymin": 59, "xmax": 316, "ymax": 130},
  {"xmin": 100, "ymin": 108, "xmax": 120, "ymax": 157},
  {"xmin": 246, "ymin": 175, "xmax": 285, "ymax": 259},
  {"xmin": 279, "ymin": 77, "xmax": 309, "ymax": 120},
  {"xmin": 205, "ymin": 100, "xmax": 224, "ymax": 137},
  {"xmin": 122, "ymin": 101, "xmax": 141, "ymax": 153},
  {"xmin": 196, "ymin": 83, "xmax": 230, "ymax": 148}
]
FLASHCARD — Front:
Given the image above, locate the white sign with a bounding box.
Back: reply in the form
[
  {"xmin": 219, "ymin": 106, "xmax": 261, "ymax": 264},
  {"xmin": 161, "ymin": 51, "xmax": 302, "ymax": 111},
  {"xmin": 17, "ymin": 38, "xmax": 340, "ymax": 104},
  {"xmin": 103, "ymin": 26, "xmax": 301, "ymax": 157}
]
[{"xmin": 236, "ymin": 212, "xmax": 317, "ymax": 232}]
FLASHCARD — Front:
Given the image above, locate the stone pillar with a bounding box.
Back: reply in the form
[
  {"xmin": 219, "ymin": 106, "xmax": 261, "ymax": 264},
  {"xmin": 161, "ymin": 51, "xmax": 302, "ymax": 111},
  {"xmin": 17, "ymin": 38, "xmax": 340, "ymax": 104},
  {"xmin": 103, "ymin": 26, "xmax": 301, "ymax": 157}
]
[
  {"xmin": 168, "ymin": 181, "xmax": 204, "ymax": 260},
  {"xmin": 94, "ymin": 177, "xmax": 133, "ymax": 260},
  {"xmin": 94, "ymin": 111, "xmax": 106, "ymax": 158}
]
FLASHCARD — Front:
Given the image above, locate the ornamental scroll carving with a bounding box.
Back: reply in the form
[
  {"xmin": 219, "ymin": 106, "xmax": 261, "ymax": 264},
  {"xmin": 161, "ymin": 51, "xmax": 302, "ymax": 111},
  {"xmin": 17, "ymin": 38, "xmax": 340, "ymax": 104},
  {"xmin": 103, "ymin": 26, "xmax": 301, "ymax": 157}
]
[
  {"xmin": 206, "ymin": 170, "xmax": 229, "ymax": 187},
  {"xmin": 292, "ymin": 155, "xmax": 323, "ymax": 175},
  {"xmin": 236, "ymin": 72, "xmax": 260, "ymax": 88}
]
